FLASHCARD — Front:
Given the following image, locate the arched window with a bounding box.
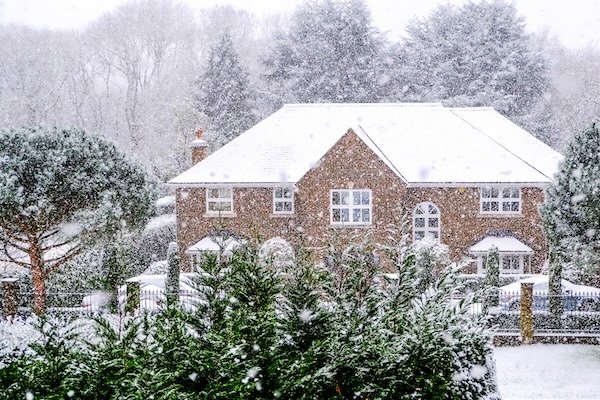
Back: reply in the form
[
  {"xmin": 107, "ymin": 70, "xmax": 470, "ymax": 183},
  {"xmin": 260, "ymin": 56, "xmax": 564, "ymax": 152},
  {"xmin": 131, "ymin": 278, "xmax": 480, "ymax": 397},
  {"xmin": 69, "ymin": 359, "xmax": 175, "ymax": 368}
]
[{"xmin": 413, "ymin": 202, "xmax": 440, "ymax": 242}]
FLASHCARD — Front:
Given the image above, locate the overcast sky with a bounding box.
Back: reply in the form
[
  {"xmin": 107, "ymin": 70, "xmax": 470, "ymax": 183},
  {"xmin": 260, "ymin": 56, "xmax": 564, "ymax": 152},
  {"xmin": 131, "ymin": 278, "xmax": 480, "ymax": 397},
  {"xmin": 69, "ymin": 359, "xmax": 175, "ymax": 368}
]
[{"xmin": 0, "ymin": 0, "xmax": 599, "ymax": 49}]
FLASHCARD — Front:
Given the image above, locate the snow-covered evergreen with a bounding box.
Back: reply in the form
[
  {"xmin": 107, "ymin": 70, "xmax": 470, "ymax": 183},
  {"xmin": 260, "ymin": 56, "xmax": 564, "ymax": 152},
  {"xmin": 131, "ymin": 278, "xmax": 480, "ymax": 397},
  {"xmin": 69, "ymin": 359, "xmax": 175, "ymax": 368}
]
[{"xmin": 195, "ymin": 31, "xmax": 256, "ymax": 145}]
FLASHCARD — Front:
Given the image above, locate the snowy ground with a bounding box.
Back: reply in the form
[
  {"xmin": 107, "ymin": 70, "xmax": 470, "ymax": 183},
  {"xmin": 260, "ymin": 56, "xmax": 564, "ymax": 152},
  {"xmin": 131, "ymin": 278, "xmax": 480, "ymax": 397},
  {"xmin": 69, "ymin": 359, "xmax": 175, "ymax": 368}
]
[{"xmin": 494, "ymin": 343, "xmax": 600, "ymax": 399}]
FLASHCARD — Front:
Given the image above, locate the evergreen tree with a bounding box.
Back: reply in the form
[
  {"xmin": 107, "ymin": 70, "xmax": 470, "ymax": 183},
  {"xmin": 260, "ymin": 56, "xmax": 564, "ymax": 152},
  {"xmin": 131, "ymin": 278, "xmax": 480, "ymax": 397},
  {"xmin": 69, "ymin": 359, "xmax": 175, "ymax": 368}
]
[
  {"xmin": 195, "ymin": 31, "xmax": 256, "ymax": 145},
  {"xmin": 540, "ymin": 123, "xmax": 600, "ymax": 314},
  {"xmin": 0, "ymin": 127, "xmax": 156, "ymax": 314},
  {"xmin": 395, "ymin": 0, "xmax": 548, "ymax": 119},
  {"xmin": 263, "ymin": 0, "xmax": 386, "ymax": 104},
  {"xmin": 166, "ymin": 241, "xmax": 181, "ymax": 304},
  {"xmin": 483, "ymin": 246, "xmax": 500, "ymax": 311}
]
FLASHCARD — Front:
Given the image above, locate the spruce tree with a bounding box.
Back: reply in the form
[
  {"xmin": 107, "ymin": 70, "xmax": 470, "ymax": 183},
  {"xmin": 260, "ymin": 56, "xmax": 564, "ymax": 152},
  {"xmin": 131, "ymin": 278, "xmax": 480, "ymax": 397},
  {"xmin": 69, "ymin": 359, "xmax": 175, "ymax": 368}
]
[
  {"xmin": 195, "ymin": 31, "xmax": 255, "ymax": 145},
  {"xmin": 540, "ymin": 123, "xmax": 600, "ymax": 316}
]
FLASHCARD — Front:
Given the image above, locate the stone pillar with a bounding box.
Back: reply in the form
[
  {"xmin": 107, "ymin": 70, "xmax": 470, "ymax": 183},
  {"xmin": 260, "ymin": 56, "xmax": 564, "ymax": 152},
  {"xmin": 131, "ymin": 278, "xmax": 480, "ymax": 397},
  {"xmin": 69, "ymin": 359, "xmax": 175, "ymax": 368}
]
[
  {"xmin": 520, "ymin": 282, "xmax": 534, "ymax": 344},
  {"xmin": 125, "ymin": 281, "xmax": 140, "ymax": 314},
  {"xmin": 1, "ymin": 278, "xmax": 19, "ymax": 321}
]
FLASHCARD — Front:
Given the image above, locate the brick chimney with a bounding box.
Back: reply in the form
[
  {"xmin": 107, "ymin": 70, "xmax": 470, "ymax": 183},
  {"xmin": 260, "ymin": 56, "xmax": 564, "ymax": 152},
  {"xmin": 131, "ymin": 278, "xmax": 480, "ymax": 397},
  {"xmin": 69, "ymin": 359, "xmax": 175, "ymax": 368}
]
[{"xmin": 191, "ymin": 128, "xmax": 208, "ymax": 164}]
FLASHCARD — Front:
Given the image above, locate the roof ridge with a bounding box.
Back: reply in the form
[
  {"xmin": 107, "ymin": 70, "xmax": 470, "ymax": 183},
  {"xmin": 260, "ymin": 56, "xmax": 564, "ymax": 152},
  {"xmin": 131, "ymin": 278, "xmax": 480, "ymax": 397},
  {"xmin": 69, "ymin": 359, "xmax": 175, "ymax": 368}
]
[
  {"xmin": 449, "ymin": 109, "xmax": 554, "ymax": 181},
  {"xmin": 283, "ymin": 102, "xmax": 444, "ymax": 108}
]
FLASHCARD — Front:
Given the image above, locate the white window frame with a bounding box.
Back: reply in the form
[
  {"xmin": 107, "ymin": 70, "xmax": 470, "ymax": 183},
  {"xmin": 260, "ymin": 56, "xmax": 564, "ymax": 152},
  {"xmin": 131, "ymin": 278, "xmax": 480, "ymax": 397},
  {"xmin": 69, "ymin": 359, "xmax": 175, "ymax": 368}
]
[
  {"xmin": 413, "ymin": 202, "xmax": 440, "ymax": 242},
  {"xmin": 206, "ymin": 187, "xmax": 233, "ymax": 214},
  {"xmin": 330, "ymin": 189, "xmax": 372, "ymax": 225},
  {"xmin": 480, "ymin": 187, "xmax": 521, "ymax": 214},
  {"xmin": 273, "ymin": 187, "xmax": 294, "ymax": 214},
  {"xmin": 477, "ymin": 253, "xmax": 531, "ymax": 274}
]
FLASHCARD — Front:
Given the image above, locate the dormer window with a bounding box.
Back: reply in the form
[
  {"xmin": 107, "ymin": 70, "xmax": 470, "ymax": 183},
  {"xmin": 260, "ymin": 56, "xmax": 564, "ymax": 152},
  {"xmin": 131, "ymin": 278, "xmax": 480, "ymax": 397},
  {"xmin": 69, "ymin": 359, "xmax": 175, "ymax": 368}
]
[
  {"xmin": 480, "ymin": 187, "xmax": 521, "ymax": 214},
  {"xmin": 206, "ymin": 188, "xmax": 233, "ymax": 214},
  {"xmin": 273, "ymin": 187, "xmax": 294, "ymax": 214}
]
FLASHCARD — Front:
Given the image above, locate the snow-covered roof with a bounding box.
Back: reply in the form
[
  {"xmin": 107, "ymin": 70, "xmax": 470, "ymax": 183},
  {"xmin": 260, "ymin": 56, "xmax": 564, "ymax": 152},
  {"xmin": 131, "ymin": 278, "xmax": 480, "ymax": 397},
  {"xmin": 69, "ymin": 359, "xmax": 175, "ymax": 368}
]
[
  {"xmin": 185, "ymin": 235, "xmax": 244, "ymax": 254},
  {"xmin": 169, "ymin": 103, "xmax": 562, "ymax": 187},
  {"xmin": 469, "ymin": 236, "xmax": 534, "ymax": 254}
]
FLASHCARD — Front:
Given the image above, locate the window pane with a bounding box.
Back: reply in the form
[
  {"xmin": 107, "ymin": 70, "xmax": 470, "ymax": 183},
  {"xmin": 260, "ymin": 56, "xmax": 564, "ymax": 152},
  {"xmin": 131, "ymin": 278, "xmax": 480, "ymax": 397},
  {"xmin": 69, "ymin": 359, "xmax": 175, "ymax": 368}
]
[
  {"xmin": 275, "ymin": 202, "xmax": 283, "ymax": 212},
  {"xmin": 353, "ymin": 191, "xmax": 361, "ymax": 205},
  {"xmin": 482, "ymin": 188, "xmax": 491, "ymax": 198},
  {"xmin": 274, "ymin": 187, "xmax": 283, "ymax": 198},
  {"xmin": 220, "ymin": 188, "xmax": 231, "ymax": 198},
  {"xmin": 341, "ymin": 209, "xmax": 349, "ymax": 222},
  {"xmin": 284, "ymin": 202, "xmax": 292, "ymax": 212},
  {"xmin": 511, "ymin": 202, "xmax": 519, "ymax": 212},
  {"xmin": 491, "ymin": 202, "xmax": 499, "ymax": 212},
  {"xmin": 208, "ymin": 188, "xmax": 220, "ymax": 198},
  {"xmin": 341, "ymin": 192, "xmax": 349, "ymax": 205},
  {"xmin": 428, "ymin": 204, "xmax": 438, "ymax": 214},
  {"xmin": 415, "ymin": 205, "xmax": 425, "ymax": 214},
  {"xmin": 332, "ymin": 209, "xmax": 341, "ymax": 222},
  {"xmin": 284, "ymin": 188, "xmax": 293, "ymax": 198},
  {"xmin": 332, "ymin": 191, "xmax": 340, "ymax": 205},
  {"xmin": 352, "ymin": 208, "xmax": 361, "ymax": 222},
  {"xmin": 415, "ymin": 231, "xmax": 425, "ymax": 240},
  {"xmin": 415, "ymin": 217, "xmax": 425, "ymax": 228},
  {"xmin": 491, "ymin": 188, "xmax": 499, "ymax": 197},
  {"xmin": 428, "ymin": 218, "xmax": 438, "ymax": 228},
  {"xmin": 362, "ymin": 209, "xmax": 370, "ymax": 222},
  {"xmin": 502, "ymin": 202, "xmax": 511, "ymax": 212},
  {"xmin": 362, "ymin": 191, "xmax": 370, "ymax": 205}
]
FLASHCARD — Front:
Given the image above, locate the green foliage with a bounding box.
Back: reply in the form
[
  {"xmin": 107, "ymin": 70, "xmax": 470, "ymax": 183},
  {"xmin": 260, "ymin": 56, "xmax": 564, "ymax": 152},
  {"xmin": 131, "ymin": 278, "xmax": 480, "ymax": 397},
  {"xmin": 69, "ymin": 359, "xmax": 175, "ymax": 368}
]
[
  {"xmin": 0, "ymin": 233, "xmax": 499, "ymax": 399},
  {"xmin": 541, "ymin": 123, "xmax": 600, "ymax": 315},
  {"xmin": 483, "ymin": 247, "xmax": 500, "ymax": 311},
  {"xmin": 166, "ymin": 242, "xmax": 181, "ymax": 303}
]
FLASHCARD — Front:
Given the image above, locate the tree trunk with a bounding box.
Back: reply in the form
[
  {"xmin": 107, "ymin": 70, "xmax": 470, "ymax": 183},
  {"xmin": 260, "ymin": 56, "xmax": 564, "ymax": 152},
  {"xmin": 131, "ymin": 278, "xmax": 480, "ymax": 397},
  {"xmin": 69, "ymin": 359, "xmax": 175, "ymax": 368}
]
[{"xmin": 29, "ymin": 240, "xmax": 47, "ymax": 315}]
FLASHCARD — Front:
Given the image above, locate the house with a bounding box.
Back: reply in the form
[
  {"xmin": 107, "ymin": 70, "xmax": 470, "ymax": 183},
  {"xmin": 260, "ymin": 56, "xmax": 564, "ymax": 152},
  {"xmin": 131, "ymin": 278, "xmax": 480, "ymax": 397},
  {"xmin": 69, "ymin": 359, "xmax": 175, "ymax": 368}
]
[{"xmin": 168, "ymin": 103, "xmax": 562, "ymax": 274}]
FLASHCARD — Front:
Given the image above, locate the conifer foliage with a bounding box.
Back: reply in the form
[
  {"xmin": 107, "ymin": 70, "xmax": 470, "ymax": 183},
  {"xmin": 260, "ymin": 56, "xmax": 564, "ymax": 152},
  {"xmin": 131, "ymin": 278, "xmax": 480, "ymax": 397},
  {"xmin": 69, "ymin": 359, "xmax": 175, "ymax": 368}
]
[
  {"xmin": 541, "ymin": 123, "xmax": 600, "ymax": 313},
  {"xmin": 0, "ymin": 127, "xmax": 156, "ymax": 314},
  {"xmin": 195, "ymin": 31, "xmax": 256, "ymax": 145},
  {"xmin": 264, "ymin": 0, "xmax": 385, "ymax": 103},
  {"xmin": 0, "ymin": 232, "xmax": 499, "ymax": 399}
]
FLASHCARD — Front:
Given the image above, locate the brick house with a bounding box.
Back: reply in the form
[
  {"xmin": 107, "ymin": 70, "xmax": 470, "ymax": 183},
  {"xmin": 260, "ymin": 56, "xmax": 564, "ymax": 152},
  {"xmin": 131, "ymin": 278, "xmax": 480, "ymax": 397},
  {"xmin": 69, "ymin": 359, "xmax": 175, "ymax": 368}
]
[{"xmin": 169, "ymin": 103, "xmax": 562, "ymax": 274}]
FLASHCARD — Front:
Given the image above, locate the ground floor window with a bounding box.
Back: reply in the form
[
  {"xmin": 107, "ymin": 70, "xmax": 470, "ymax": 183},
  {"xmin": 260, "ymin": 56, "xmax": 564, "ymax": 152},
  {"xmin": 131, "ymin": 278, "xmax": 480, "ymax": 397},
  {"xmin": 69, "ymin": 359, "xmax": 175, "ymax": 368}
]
[{"xmin": 477, "ymin": 254, "xmax": 531, "ymax": 274}]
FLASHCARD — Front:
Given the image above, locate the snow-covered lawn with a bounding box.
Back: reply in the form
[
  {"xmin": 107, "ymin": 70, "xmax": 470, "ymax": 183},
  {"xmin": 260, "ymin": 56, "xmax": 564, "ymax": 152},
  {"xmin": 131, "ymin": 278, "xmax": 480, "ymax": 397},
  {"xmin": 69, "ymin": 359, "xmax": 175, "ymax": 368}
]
[{"xmin": 495, "ymin": 343, "xmax": 600, "ymax": 399}]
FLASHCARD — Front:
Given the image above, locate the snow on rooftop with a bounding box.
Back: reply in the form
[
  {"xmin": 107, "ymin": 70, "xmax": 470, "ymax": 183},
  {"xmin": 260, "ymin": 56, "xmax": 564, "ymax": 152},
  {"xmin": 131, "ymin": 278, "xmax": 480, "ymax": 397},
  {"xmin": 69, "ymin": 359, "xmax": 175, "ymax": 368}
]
[
  {"xmin": 169, "ymin": 103, "xmax": 561, "ymax": 186},
  {"xmin": 469, "ymin": 236, "xmax": 534, "ymax": 254}
]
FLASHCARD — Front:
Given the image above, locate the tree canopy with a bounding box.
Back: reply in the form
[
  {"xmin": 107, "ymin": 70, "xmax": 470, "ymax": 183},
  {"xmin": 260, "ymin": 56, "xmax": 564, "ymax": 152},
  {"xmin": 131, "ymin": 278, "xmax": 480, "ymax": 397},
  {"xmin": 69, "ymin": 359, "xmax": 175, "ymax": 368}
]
[
  {"xmin": 0, "ymin": 127, "xmax": 156, "ymax": 313},
  {"xmin": 263, "ymin": 0, "xmax": 385, "ymax": 104},
  {"xmin": 395, "ymin": 0, "xmax": 548, "ymax": 119},
  {"xmin": 195, "ymin": 31, "xmax": 256, "ymax": 145},
  {"xmin": 540, "ymin": 123, "xmax": 600, "ymax": 287}
]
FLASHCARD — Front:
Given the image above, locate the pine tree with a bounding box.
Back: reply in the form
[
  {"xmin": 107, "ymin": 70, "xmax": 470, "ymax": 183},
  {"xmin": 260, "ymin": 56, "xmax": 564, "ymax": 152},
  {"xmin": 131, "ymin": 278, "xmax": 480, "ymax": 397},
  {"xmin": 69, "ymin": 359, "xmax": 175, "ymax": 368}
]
[
  {"xmin": 540, "ymin": 123, "xmax": 600, "ymax": 315},
  {"xmin": 195, "ymin": 31, "xmax": 255, "ymax": 145},
  {"xmin": 0, "ymin": 127, "xmax": 156, "ymax": 314},
  {"xmin": 395, "ymin": 0, "xmax": 548, "ymax": 119},
  {"xmin": 263, "ymin": 0, "xmax": 386, "ymax": 103}
]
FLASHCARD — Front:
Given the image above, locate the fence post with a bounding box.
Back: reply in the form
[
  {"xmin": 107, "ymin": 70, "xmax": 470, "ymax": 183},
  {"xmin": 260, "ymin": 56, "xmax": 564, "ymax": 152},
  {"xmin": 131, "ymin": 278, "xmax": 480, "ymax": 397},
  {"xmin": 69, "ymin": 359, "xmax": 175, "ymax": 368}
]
[
  {"xmin": 126, "ymin": 281, "xmax": 140, "ymax": 314},
  {"xmin": 1, "ymin": 278, "xmax": 19, "ymax": 321},
  {"xmin": 520, "ymin": 282, "xmax": 534, "ymax": 344}
]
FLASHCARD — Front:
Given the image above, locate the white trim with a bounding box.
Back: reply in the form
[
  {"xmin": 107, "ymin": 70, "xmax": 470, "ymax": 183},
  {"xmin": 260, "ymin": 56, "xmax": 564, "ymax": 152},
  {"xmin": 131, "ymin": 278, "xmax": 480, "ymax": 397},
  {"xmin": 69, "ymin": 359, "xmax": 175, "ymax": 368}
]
[
  {"xmin": 413, "ymin": 202, "xmax": 440, "ymax": 242},
  {"xmin": 406, "ymin": 182, "xmax": 549, "ymax": 188},
  {"xmin": 330, "ymin": 189, "xmax": 372, "ymax": 226},
  {"xmin": 169, "ymin": 182, "xmax": 297, "ymax": 188},
  {"xmin": 480, "ymin": 186, "xmax": 521, "ymax": 215},
  {"xmin": 206, "ymin": 187, "xmax": 233, "ymax": 214},
  {"xmin": 273, "ymin": 186, "xmax": 294, "ymax": 214}
]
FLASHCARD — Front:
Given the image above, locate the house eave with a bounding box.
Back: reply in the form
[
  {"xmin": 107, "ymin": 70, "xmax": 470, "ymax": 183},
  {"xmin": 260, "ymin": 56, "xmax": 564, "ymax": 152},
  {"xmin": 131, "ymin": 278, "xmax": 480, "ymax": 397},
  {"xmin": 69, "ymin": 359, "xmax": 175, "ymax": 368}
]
[
  {"xmin": 405, "ymin": 181, "xmax": 550, "ymax": 189},
  {"xmin": 168, "ymin": 181, "xmax": 297, "ymax": 188}
]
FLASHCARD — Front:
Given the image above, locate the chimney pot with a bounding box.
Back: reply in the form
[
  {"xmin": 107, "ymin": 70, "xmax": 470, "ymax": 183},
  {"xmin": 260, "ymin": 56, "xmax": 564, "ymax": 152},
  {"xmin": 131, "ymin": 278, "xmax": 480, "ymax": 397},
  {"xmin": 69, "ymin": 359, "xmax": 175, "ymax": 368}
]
[{"xmin": 191, "ymin": 128, "xmax": 208, "ymax": 164}]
